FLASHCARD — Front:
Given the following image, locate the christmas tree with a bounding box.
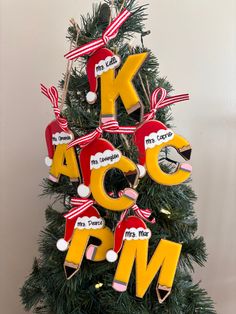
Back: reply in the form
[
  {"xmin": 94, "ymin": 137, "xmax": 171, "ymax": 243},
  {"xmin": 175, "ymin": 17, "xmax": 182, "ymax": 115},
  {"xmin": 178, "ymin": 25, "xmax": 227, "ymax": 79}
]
[{"xmin": 21, "ymin": 1, "xmax": 216, "ymax": 313}]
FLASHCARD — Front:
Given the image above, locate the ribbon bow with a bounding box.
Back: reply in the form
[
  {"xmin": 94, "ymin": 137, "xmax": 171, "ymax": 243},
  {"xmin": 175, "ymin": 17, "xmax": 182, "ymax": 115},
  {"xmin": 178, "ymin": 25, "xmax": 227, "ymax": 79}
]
[
  {"xmin": 67, "ymin": 120, "xmax": 136, "ymax": 149},
  {"xmin": 119, "ymin": 205, "xmax": 156, "ymax": 224},
  {"xmin": 64, "ymin": 198, "xmax": 95, "ymax": 220},
  {"xmin": 132, "ymin": 204, "xmax": 156, "ymax": 224},
  {"xmin": 63, "ymin": 194, "xmax": 155, "ymax": 224},
  {"xmin": 64, "ymin": 9, "xmax": 131, "ymax": 60},
  {"xmin": 110, "ymin": 191, "xmax": 156, "ymax": 224},
  {"xmin": 144, "ymin": 87, "xmax": 189, "ymax": 122},
  {"xmin": 40, "ymin": 84, "xmax": 68, "ymax": 132}
]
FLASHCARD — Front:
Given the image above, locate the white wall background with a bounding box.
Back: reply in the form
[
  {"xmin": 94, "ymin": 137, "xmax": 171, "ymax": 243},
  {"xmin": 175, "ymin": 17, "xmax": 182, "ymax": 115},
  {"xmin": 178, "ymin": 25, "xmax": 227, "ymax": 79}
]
[{"xmin": 1, "ymin": 0, "xmax": 236, "ymax": 313}]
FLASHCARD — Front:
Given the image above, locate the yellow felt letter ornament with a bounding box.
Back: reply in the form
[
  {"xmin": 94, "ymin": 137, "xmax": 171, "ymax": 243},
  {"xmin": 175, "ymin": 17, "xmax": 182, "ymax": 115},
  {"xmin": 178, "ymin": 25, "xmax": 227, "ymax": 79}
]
[
  {"xmin": 106, "ymin": 216, "xmax": 182, "ymax": 303},
  {"xmin": 41, "ymin": 84, "xmax": 80, "ymax": 183},
  {"xmin": 134, "ymin": 120, "xmax": 192, "ymax": 186},
  {"xmin": 77, "ymin": 138, "xmax": 142, "ymax": 211},
  {"xmin": 85, "ymin": 48, "xmax": 148, "ymax": 123},
  {"xmin": 48, "ymin": 138, "xmax": 80, "ymax": 183},
  {"xmin": 56, "ymin": 199, "xmax": 114, "ymax": 280},
  {"xmin": 100, "ymin": 52, "xmax": 148, "ymax": 122}
]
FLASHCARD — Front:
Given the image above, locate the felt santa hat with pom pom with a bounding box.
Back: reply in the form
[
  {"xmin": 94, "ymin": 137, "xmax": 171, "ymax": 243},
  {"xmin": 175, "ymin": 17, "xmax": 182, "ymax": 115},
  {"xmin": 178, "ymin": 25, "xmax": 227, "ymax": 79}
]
[
  {"xmin": 134, "ymin": 120, "xmax": 191, "ymax": 166},
  {"xmin": 77, "ymin": 138, "xmax": 117, "ymax": 197},
  {"xmin": 86, "ymin": 47, "xmax": 121, "ymax": 104},
  {"xmin": 106, "ymin": 215, "xmax": 151, "ymax": 262},
  {"xmin": 78, "ymin": 138, "xmax": 144, "ymax": 197},
  {"xmin": 134, "ymin": 120, "xmax": 172, "ymax": 166},
  {"xmin": 56, "ymin": 205, "xmax": 102, "ymax": 251}
]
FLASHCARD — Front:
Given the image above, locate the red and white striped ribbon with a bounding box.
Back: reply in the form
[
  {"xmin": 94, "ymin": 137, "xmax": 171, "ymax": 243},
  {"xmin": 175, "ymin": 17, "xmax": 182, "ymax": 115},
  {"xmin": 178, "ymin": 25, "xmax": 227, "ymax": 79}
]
[
  {"xmin": 110, "ymin": 191, "xmax": 156, "ymax": 224},
  {"xmin": 119, "ymin": 205, "xmax": 155, "ymax": 224},
  {"xmin": 40, "ymin": 84, "xmax": 68, "ymax": 132},
  {"xmin": 64, "ymin": 9, "xmax": 131, "ymax": 60},
  {"xmin": 132, "ymin": 204, "xmax": 155, "ymax": 224},
  {"xmin": 64, "ymin": 193, "xmax": 155, "ymax": 223},
  {"xmin": 119, "ymin": 208, "xmax": 129, "ymax": 222},
  {"xmin": 64, "ymin": 197, "xmax": 95, "ymax": 220},
  {"xmin": 144, "ymin": 87, "xmax": 189, "ymax": 121},
  {"xmin": 67, "ymin": 120, "xmax": 136, "ymax": 149}
]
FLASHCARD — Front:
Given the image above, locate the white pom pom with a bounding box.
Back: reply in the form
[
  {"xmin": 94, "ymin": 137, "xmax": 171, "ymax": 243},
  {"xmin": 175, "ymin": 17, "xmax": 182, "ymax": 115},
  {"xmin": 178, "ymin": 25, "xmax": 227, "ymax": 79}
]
[
  {"xmin": 77, "ymin": 184, "xmax": 91, "ymax": 198},
  {"xmin": 86, "ymin": 92, "xmax": 97, "ymax": 104},
  {"xmin": 56, "ymin": 238, "xmax": 69, "ymax": 251},
  {"xmin": 45, "ymin": 156, "xmax": 52, "ymax": 167},
  {"xmin": 106, "ymin": 250, "xmax": 118, "ymax": 262},
  {"xmin": 137, "ymin": 164, "xmax": 146, "ymax": 178}
]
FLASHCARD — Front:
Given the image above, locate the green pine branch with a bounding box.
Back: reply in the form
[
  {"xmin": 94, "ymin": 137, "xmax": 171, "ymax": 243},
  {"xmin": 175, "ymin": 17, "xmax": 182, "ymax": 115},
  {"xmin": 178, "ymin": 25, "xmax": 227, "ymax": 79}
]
[{"xmin": 20, "ymin": 1, "xmax": 215, "ymax": 313}]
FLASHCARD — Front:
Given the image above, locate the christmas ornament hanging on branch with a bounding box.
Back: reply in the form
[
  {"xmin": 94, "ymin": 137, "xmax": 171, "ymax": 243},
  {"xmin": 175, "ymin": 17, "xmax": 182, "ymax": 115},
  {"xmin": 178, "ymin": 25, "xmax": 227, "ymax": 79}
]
[
  {"xmin": 65, "ymin": 8, "xmax": 146, "ymax": 122},
  {"xmin": 106, "ymin": 214, "xmax": 182, "ymax": 303},
  {"xmin": 57, "ymin": 197, "xmax": 114, "ymax": 280},
  {"xmin": 78, "ymin": 138, "xmax": 141, "ymax": 210},
  {"xmin": 134, "ymin": 87, "xmax": 192, "ymax": 186},
  {"xmin": 41, "ymin": 84, "xmax": 80, "ymax": 183}
]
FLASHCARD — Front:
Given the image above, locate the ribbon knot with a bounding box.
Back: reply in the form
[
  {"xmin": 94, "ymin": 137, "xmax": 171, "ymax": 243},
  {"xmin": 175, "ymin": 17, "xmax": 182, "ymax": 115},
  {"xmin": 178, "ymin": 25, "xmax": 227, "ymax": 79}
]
[
  {"xmin": 120, "ymin": 205, "xmax": 155, "ymax": 224},
  {"xmin": 96, "ymin": 126, "xmax": 103, "ymax": 135},
  {"xmin": 132, "ymin": 204, "xmax": 156, "ymax": 224},
  {"xmin": 102, "ymin": 28, "xmax": 119, "ymax": 45},
  {"xmin": 64, "ymin": 197, "xmax": 95, "ymax": 220},
  {"xmin": 40, "ymin": 84, "xmax": 68, "ymax": 132},
  {"xmin": 109, "ymin": 191, "xmax": 156, "ymax": 224},
  {"xmin": 67, "ymin": 120, "xmax": 136, "ymax": 149},
  {"xmin": 65, "ymin": 9, "xmax": 131, "ymax": 61},
  {"xmin": 144, "ymin": 87, "xmax": 189, "ymax": 122},
  {"xmin": 150, "ymin": 108, "xmax": 157, "ymax": 116},
  {"xmin": 102, "ymin": 33, "xmax": 109, "ymax": 45}
]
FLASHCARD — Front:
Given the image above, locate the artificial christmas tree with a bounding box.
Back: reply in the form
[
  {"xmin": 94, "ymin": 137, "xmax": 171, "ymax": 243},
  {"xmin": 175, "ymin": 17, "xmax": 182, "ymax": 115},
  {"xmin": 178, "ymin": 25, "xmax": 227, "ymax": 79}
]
[{"xmin": 21, "ymin": 1, "xmax": 216, "ymax": 313}]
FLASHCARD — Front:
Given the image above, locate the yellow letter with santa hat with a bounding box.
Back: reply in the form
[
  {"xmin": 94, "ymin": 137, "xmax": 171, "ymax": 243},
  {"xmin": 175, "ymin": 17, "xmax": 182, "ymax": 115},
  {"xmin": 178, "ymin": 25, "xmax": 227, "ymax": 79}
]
[
  {"xmin": 100, "ymin": 52, "xmax": 148, "ymax": 123},
  {"xmin": 56, "ymin": 203, "xmax": 114, "ymax": 280},
  {"xmin": 49, "ymin": 144, "xmax": 80, "ymax": 182},
  {"xmin": 78, "ymin": 138, "xmax": 141, "ymax": 211},
  {"xmin": 106, "ymin": 216, "xmax": 182, "ymax": 303}
]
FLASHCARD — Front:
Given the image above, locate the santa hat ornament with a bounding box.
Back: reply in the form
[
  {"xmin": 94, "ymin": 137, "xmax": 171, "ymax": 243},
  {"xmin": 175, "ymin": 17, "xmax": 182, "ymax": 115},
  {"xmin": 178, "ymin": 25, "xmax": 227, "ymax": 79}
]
[
  {"xmin": 106, "ymin": 216, "xmax": 151, "ymax": 262},
  {"xmin": 77, "ymin": 138, "xmax": 115, "ymax": 197},
  {"xmin": 134, "ymin": 120, "xmax": 192, "ymax": 165},
  {"xmin": 134, "ymin": 120, "xmax": 171, "ymax": 166},
  {"xmin": 56, "ymin": 205, "xmax": 103, "ymax": 251},
  {"xmin": 133, "ymin": 120, "xmax": 192, "ymax": 187},
  {"xmin": 77, "ymin": 138, "xmax": 140, "ymax": 198},
  {"xmin": 86, "ymin": 48, "xmax": 121, "ymax": 104}
]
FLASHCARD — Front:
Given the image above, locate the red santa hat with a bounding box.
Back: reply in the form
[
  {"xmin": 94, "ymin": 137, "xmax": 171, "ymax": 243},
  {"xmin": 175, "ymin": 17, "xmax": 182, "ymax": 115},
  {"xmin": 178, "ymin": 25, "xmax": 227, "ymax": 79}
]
[
  {"xmin": 134, "ymin": 120, "xmax": 192, "ymax": 165},
  {"xmin": 56, "ymin": 205, "xmax": 101, "ymax": 251},
  {"xmin": 77, "ymin": 138, "xmax": 115, "ymax": 197},
  {"xmin": 133, "ymin": 120, "xmax": 169, "ymax": 166},
  {"xmin": 106, "ymin": 216, "xmax": 150, "ymax": 262},
  {"xmin": 86, "ymin": 48, "xmax": 120, "ymax": 104},
  {"xmin": 44, "ymin": 119, "xmax": 72, "ymax": 167},
  {"xmin": 78, "ymin": 138, "xmax": 143, "ymax": 197}
]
